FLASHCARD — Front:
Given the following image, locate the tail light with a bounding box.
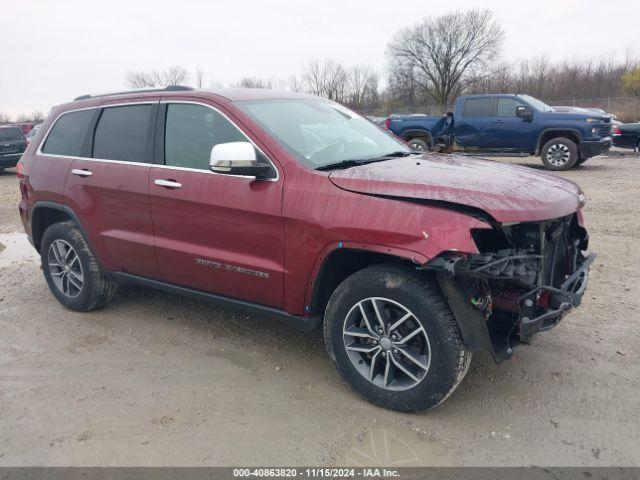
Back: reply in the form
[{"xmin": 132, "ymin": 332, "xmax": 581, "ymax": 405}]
[
  {"xmin": 612, "ymin": 126, "xmax": 621, "ymax": 135},
  {"xmin": 16, "ymin": 160, "xmax": 24, "ymax": 179},
  {"xmin": 384, "ymin": 118, "xmax": 390, "ymax": 130}
]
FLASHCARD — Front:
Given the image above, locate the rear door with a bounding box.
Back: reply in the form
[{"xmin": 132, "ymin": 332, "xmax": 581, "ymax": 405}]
[
  {"xmin": 490, "ymin": 97, "xmax": 537, "ymax": 150},
  {"xmin": 63, "ymin": 101, "xmax": 160, "ymax": 279},
  {"xmin": 148, "ymin": 101, "xmax": 285, "ymax": 308},
  {"xmin": 453, "ymin": 97, "xmax": 494, "ymax": 149}
]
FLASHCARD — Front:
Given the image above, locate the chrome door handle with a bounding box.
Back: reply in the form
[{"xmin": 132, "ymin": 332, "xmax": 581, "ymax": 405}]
[
  {"xmin": 71, "ymin": 169, "xmax": 92, "ymax": 177},
  {"xmin": 154, "ymin": 179, "xmax": 182, "ymax": 189}
]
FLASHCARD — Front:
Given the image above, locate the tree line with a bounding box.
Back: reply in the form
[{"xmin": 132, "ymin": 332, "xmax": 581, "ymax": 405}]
[
  {"xmin": 0, "ymin": 111, "xmax": 45, "ymax": 126},
  {"xmin": 120, "ymin": 9, "xmax": 639, "ymax": 119},
  {"xmin": 3, "ymin": 9, "xmax": 639, "ymax": 124}
]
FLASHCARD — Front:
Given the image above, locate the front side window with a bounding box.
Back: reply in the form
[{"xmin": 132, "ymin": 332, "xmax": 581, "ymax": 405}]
[
  {"xmin": 496, "ymin": 98, "xmax": 525, "ymax": 117},
  {"xmin": 164, "ymin": 103, "xmax": 246, "ymax": 170},
  {"xmin": 463, "ymin": 98, "xmax": 493, "ymax": 117},
  {"xmin": 520, "ymin": 95, "xmax": 554, "ymax": 112},
  {"xmin": 237, "ymin": 99, "xmax": 411, "ymax": 169},
  {"xmin": 41, "ymin": 109, "xmax": 94, "ymax": 156},
  {"xmin": 93, "ymin": 104, "xmax": 152, "ymax": 162}
]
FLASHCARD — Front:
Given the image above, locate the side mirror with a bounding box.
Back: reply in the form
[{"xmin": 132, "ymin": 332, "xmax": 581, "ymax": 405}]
[
  {"xmin": 516, "ymin": 106, "xmax": 533, "ymax": 122},
  {"xmin": 210, "ymin": 142, "xmax": 271, "ymax": 178}
]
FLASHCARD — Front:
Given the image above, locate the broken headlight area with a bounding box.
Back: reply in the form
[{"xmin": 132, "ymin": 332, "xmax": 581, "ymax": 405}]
[{"xmin": 422, "ymin": 213, "xmax": 595, "ymax": 359}]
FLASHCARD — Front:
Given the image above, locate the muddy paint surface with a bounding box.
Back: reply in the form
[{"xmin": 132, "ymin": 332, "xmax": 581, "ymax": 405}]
[{"xmin": 0, "ymin": 154, "xmax": 639, "ymax": 466}]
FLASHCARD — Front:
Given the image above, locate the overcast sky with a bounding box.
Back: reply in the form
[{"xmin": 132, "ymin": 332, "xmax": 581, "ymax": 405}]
[{"xmin": 1, "ymin": 0, "xmax": 638, "ymax": 117}]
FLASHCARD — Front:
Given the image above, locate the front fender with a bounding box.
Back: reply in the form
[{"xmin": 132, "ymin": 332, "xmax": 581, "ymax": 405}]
[{"xmin": 301, "ymin": 209, "xmax": 491, "ymax": 314}]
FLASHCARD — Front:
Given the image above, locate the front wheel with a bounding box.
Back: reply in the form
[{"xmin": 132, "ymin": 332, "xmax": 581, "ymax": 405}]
[
  {"xmin": 541, "ymin": 137, "xmax": 578, "ymax": 170},
  {"xmin": 324, "ymin": 264, "xmax": 471, "ymax": 412}
]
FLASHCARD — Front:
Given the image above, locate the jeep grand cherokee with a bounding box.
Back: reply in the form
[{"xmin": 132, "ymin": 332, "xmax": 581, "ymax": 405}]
[{"xmin": 17, "ymin": 86, "xmax": 594, "ymax": 412}]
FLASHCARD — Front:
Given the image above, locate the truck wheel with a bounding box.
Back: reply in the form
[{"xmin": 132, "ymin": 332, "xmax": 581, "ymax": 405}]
[
  {"xmin": 408, "ymin": 138, "xmax": 430, "ymax": 152},
  {"xmin": 541, "ymin": 137, "xmax": 578, "ymax": 170},
  {"xmin": 41, "ymin": 221, "xmax": 117, "ymax": 312},
  {"xmin": 324, "ymin": 264, "xmax": 471, "ymax": 412}
]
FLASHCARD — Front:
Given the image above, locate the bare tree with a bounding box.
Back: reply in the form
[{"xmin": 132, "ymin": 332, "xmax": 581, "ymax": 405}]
[
  {"xmin": 302, "ymin": 59, "xmax": 349, "ymax": 102},
  {"xmin": 288, "ymin": 74, "xmax": 305, "ymax": 92},
  {"xmin": 622, "ymin": 68, "xmax": 640, "ymax": 96},
  {"xmin": 125, "ymin": 65, "xmax": 189, "ymax": 88},
  {"xmin": 387, "ymin": 9, "xmax": 504, "ymax": 105},
  {"xmin": 195, "ymin": 68, "xmax": 205, "ymax": 88},
  {"xmin": 163, "ymin": 65, "xmax": 189, "ymax": 86},
  {"xmin": 14, "ymin": 111, "xmax": 45, "ymax": 123},
  {"xmin": 237, "ymin": 77, "xmax": 273, "ymax": 89},
  {"xmin": 0, "ymin": 112, "xmax": 11, "ymax": 125},
  {"xmin": 348, "ymin": 64, "xmax": 379, "ymax": 108}
]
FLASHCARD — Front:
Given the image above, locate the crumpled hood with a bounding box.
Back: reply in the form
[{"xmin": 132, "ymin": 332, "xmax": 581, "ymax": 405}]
[{"xmin": 328, "ymin": 154, "xmax": 583, "ymax": 223}]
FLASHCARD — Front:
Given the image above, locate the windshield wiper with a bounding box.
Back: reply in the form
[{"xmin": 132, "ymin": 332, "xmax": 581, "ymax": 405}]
[
  {"xmin": 378, "ymin": 151, "xmax": 413, "ymax": 158},
  {"xmin": 316, "ymin": 159, "xmax": 366, "ymax": 171},
  {"xmin": 316, "ymin": 151, "xmax": 415, "ymax": 171}
]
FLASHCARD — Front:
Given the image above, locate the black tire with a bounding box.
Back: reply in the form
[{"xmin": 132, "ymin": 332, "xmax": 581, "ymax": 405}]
[
  {"xmin": 407, "ymin": 137, "xmax": 430, "ymax": 152},
  {"xmin": 41, "ymin": 221, "xmax": 117, "ymax": 311},
  {"xmin": 541, "ymin": 137, "xmax": 578, "ymax": 170},
  {"xmin": 324, "ymin": 263, "xmax": 471, "ymax": 412}
]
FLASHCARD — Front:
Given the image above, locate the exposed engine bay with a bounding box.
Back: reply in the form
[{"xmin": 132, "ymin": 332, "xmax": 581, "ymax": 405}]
[{"xmin": 423, "ymin": 213, "xmax": 595, "ymax": 361}]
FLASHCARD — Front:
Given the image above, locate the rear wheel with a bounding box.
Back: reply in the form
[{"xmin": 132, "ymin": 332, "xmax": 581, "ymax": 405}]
[
  {"xmin": 407, "ymin": 137, "xmax": 430, "ymax": 152},
  {"xmin": 41, "ymin": 221, "xmax": 117, "ymax": 311},
  {"xmin": 541, "ymin": 137, "xmax": 578, "ymax": 170},
  {"xmin": 324, "ymin": 264, "xmax": 471, "ymax": 412}
]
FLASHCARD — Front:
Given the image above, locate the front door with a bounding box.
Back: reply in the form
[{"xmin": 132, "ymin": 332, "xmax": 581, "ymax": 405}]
[
  {"xmin": 148, "ymin": 101, "xmax": 285, "ymax": 308},
  {"xmin": 490, "ymin": 97, "xmax": 536, "ymax": 150},
  {"xmin": 63, "ymin": 102, "xmax": 160, "ymax": 279}
]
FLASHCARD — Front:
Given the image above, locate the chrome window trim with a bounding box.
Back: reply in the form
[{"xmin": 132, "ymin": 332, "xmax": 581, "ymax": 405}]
[{"xmin": 36, "ymin": 100, "xmax": 280, "ymax": 183}]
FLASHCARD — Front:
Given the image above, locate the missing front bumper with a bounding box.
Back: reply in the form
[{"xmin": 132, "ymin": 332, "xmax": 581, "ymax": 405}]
[
  {"xmin": 517, "ymin": 253, "xmax": 596, "ymax": 336},
  {"xmin": 423, "ymin": 249, "xmax": 596, "ymax": 362}
]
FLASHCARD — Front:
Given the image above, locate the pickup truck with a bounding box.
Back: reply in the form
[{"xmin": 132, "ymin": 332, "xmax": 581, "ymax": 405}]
[{"xmin": 386, "ymin": 94, "xmax": 612, "ymax": 170}]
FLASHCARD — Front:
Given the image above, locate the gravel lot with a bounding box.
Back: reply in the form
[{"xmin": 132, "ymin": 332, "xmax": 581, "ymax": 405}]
[{"xmin": 1, "ymin": 152, "xmax": 639, "ymax": 467}]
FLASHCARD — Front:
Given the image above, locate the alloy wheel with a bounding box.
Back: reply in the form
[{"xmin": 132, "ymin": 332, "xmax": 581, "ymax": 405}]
[
  {"xmin": 342, "ymin": 297, "xmax": 431, "ymax": 391},
  {"xmin": 47, "ymin": 239, "xmax": 84, "ymax": 298},
  {"xmin": 546, "ymin": 143, "xmax": 571, "ymax": 166}
]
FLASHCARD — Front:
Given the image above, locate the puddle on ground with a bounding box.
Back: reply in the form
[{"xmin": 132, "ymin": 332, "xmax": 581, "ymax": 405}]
[
  {"xmin": 343, "ymin": 427, "xmax": 450, "ymax": 467},
  {"xmin": 0, "ymin": 232, "xmax": 39, "ymax": 268}
]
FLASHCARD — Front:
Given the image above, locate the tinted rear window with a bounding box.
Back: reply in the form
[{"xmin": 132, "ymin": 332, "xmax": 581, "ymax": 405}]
[
  {"xmin": 463, "ymin": 98, "xmax": 493, "ymax": 117},
  {"xmin": 41, "ymin": 110, "xmax": 94, "ymax": 156},
  {"xmin": 0, "ymin": 128, "xmax": 24, "ymax": 142},
  {"xmin": 93, "ymin": 105, "xmax": 152, "ymax": 162}
]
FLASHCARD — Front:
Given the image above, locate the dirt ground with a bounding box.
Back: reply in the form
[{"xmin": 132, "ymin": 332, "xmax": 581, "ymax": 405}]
[{"xmin": 1, "ymin": 152, "xmax": 639, "ymax": 467}]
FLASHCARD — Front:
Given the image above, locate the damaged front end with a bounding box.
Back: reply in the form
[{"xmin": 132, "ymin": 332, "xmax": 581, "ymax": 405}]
[{"xmin": 422, "ymin": 213, "xmax": 595, "ymax": 362}]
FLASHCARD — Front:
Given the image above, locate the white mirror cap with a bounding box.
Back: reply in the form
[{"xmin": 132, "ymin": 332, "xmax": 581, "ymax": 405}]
[{"xmin": 210, "ymin": 141, "xmax": 257, "ymax": 166}]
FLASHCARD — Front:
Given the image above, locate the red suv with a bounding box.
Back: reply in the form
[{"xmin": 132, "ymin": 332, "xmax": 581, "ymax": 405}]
[{"xmin": 18, "ymin": 86, "xmax": 595, "ymax": 412}]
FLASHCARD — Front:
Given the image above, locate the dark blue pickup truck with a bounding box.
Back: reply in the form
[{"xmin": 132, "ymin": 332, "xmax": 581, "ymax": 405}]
[{"xmin": 386, "ymin": 94, "xmax": 612, "ymax": 170}]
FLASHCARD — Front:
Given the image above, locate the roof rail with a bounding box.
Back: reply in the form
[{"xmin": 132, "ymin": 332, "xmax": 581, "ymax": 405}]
[{"xmin": 73, "ymin": 85, "xmax": 194, "ymax": 101}]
